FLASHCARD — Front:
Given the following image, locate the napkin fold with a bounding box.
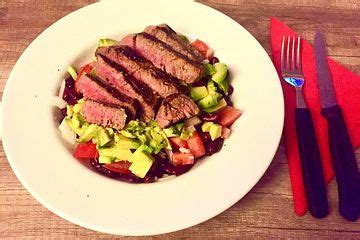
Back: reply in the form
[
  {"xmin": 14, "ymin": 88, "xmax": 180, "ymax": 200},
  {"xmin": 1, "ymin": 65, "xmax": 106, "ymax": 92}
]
[{"xmin": 270, "ymin": 17, "xmax": 360, "ymax": 216}]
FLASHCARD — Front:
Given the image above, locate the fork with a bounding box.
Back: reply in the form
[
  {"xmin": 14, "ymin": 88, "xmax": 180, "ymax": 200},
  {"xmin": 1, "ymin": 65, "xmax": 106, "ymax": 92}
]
[{"xmin": 281, "ymin": 36, "xmax": 329, "ymax": 218}]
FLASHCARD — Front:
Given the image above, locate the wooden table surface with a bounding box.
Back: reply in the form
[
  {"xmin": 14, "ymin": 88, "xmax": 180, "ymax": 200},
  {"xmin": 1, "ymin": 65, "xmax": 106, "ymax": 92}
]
[{"xmin": 0, "ymin": 0, "xmax": 359, "ymax": 239}]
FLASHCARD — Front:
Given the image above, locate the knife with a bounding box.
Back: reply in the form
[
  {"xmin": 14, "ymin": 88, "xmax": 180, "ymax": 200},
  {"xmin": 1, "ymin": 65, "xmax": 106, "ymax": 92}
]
[{"xmin": 314, "ymin": 31, "xmax": 360, "ymax": 221}]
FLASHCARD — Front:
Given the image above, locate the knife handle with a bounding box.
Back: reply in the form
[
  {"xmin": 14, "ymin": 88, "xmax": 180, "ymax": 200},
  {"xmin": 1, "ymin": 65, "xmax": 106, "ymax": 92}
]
[
  {"xmin": 295, "ymin": 108, "xmax": 329, "ymax": 218},
  {"xmin": 322, "ymin": 105, "xmax": 360, "ymax": 221}
]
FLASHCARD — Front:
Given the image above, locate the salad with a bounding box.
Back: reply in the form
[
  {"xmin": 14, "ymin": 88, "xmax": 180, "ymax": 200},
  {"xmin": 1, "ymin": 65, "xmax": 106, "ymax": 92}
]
[{"xmin": 56, "ymin": 24, "xmax": 241, "ymax": 183}]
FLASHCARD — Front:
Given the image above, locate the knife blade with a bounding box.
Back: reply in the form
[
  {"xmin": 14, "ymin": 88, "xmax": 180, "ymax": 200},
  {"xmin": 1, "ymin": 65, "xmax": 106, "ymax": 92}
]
[
  {"xmin": 314, "ymin": 32, "xmax": 337, "ymax": 108},
  {"xmin": 314, "ymin": 30, "xmax": 360, "ymax": 221}
]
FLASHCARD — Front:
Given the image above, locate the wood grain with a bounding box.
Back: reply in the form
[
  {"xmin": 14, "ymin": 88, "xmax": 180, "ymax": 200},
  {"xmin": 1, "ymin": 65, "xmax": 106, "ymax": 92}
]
[{"xmin": 0, "ymin": 0, "xmax": 359, "ymax": 238}]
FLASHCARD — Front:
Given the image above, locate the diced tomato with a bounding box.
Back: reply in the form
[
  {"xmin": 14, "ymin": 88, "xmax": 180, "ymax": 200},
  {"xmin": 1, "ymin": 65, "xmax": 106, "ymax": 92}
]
[
  {"xmin": 191, "ymin": 39, "xmax": 209, "ymax": 57},
  {"xmin": 172, "ymin": 152, "xmax": 195, "ymax": 166},
  {"xmin": 187, "ymin": 131, "xmax": 206, "ymax": 158},
  {"xmin": 218, "ymin": 106, "xmax": 242, "ymax": 127},
  {"xmin": 76, "ymin": 63, "xmax": 94, "ymax": 81},
  {"xmin": 73, "ymin": 141, "xmax": 99, "ymax": 159},
  {"xmin": 103, "ymin": 161, "xmax": 131, "ymax": 174},
  {"xmin": 221, "ymin": 127, "xmax": 231, "ymax": 139},
  {"xmin": 169, "ymin": 137, "xmax": 188, "ymax": 149}
]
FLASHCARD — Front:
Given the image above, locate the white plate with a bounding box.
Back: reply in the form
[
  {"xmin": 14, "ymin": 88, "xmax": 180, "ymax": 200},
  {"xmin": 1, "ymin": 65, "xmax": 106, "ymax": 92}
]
[{"xmin": 2, "ymin": 0, "xmax": 283, "ymax": 236}]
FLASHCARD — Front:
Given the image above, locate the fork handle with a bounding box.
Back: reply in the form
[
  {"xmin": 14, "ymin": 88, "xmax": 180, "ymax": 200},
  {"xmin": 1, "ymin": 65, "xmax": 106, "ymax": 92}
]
[
  {"xmin": 322, "ymin": 105, "xmax": 360, "ymax": 221},
  {"xmin": 295, "ymin": 108, "xmax": 329, "ymax": 218}
]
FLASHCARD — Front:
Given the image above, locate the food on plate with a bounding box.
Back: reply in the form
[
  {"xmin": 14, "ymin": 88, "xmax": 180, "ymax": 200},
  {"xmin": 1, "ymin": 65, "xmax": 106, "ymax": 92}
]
[
  {"xmin": 96, "ymin": 46, "xmax": 188, "ymax": 98},
  {"xmin": 76, "ymin": 74, "xmax": 138, "ymax": 119},
  {"xmin": 155, "ymin": 94, "xmax": 200, "ymax": 128},
  {"xmin": 144, "ymin": 24, "xmax": 205, "ymax": 62},
  {"xmin": 120, "ymin": 32, "xmax": 206, "ymax": 83},
  {"xmin": 81, "ymin": 100, "xmax": 127, "ymax": 130},
  {"xmin": 95, "ymin": 54, "xmax": 161, "ymax": 122},
  {"xmin": 56, "ymin": 24, "xmax": 241, "ymax": 183}
]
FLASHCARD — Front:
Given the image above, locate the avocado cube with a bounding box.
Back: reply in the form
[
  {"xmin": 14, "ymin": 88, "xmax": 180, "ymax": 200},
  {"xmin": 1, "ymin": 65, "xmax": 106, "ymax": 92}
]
[
  {"xmin": 79, "ymin": 124, "xmax": 100, "ymax": 142},
  {"xmin": 128, "ymin": 145, "xmax": 154, "ymax": 178},
  {"xmin": 115, "ymin": 134, "xmax": 140, "ymax": 149},
  {"xmin": 98, "ymin": 156, "xmax": 114, "ymax": 164},
  {"xmin": 217, "ymin": 79, "xmax": 229, "ymax": 95},
  {"xmin": 211, "ymin": 63, "xmax": 227, "ymax": 83},
  {"xmin": 99, "ymin": 148, "xmax": 132, "ymax": 162},
  {"xmin": 163, "ymin": 126, "xmax": 178, "ymax": 137},
  {"xmin": 204, "ymin": 63, "xmax": 216, "ymax": 75},
  {"xmin": 209, "ymin": 124, "xmax": 222, "ymax": 141},
  {"xmin": 198, "ymin": 94, "xmax": 218, "ymax": 109},
  {"xmin": 207, "ymin": 80, "xmax": 217, "ymax": 94},
  {"xmin": 65, "ymin": 116, "xmax": 84, "ymax": 136},
  {"xmin": 180, "ymin": 131, "xmax": 191, "ymax": 141},
  {"xmin": 203, "ymin": 98, "xmax": 227, "ymax": 113},
  {"xmin": 129, "ymin": 156, "xmax": 153, "ymax": 179},
  {"xmin": 96, "ymin": 128, "xmax": 112, "ymax": 147},
  {"xmin": 190, "ymin": 86, "xmax": 208, "ymax": 101},
  {"xmin": 212, "ymin": 91, "xmax": 222, "ymax": 100},
  {"xmin": 77, "ymin": 122, "xmax": 89, "ymax": 136},
  {"xmin": 201, "ymin": 122, "xmax": 214, "ymax": 132}
]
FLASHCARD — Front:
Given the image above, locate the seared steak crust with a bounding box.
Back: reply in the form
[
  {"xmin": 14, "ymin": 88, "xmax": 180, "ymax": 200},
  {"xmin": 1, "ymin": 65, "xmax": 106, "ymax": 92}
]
[
  {"xmin": 120, "ymin": 32, "xmax": 205, "ymax": 84},
  {"xmin": 96, "ymin": 46, "xmax": 188, "ymax": 98},
  {"xmin": 144, "ymin": 24, "xmax": 205, "ymax": 62},
  {"xmin": 155, "ymin": 94, "xmax": 200, "ymax": 128},
  {"xmin": 95, "ymin": 55, "xmax": 161, "ymax": 122},
  {"xmin": 76, "ymin": 74, "xmax": 138, "ymax": 119}
]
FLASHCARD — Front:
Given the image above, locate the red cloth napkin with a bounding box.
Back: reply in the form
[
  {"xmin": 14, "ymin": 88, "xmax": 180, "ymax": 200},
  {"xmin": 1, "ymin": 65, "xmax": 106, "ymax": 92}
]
[{"xmin": 270, "ymin": 17, "xmax": 360, "ymax": 216}]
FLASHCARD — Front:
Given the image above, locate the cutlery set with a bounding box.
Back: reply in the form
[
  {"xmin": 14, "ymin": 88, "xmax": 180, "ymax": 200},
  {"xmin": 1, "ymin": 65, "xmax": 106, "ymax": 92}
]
[{"xmin": 281, "ymin": 31, "xmax": 360, "ymax": 221}]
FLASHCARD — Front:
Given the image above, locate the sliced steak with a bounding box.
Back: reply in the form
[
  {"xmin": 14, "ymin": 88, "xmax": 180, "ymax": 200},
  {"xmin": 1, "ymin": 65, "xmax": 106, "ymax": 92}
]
[
  {"xmin": 95, "ymin": 54, "xmax": 161, "ymax": 122},
  {"xmin": 144, "ymin": 24, "xmax": 205, "ymax": 62},
  {"xmin": 81, "ymin": 100, "xmax": 126, "ymax": 129},
  {"xmin": 120, "ymin": 32, "xmax": 205, "ymax": 84},
  {"xmin": 155, "ymin": 94, "xmax": 200, "ymax": 128},
  {"xmin": 96, "ymin": 46, "xmax": 188, "ymax": 98},
  {"xmin": 76, "ymin": 74, "xmax": 138, "ymax": 119}
]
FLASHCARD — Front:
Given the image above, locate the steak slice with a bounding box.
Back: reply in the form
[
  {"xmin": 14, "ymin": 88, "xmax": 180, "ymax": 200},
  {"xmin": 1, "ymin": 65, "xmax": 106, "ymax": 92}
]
[
  {"xmin": 155, "ymin": 94, "xmax": 200, "ymax": 128},
  {"xmin": 120, "ymin": 32, "xmax": 205, "ymax": 84},
  {"xmin": 96, "ymin": 46, "xmax": 188, "ymax": 98},
  {"xmin": 81, "ymin": 100, "xmax": 126, "ymax": 130},
  {"xmin": 95, "ymin": 54, "xmax": 161, "ymax": 122},
  {"xmin": 76, "ymin": 74, "xmax": 138, "ymax": 119},
  {"xmin": 144, "ymin": 24, "xmax": 205, "ymax": 62}
]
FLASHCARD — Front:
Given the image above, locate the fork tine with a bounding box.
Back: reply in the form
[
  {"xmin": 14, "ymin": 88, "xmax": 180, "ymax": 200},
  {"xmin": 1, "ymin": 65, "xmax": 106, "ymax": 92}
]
[
  {"xmin": 281, "ymin": 36, "xmax": 285, "ymax": 71},
  {"xmin": 280, "ymin": 35, "xmax": 304, "ymax": 89},
  {"xmin": 286, "ymin": 36, "xmax": 290, "ymax": 70},
  {"xmin": 297, "ymin": 36, "xmax": 301, "ymax": 69},
  {"xmin": 291, "ymin": 36, "xmax": 295, "ymax": 70}
]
